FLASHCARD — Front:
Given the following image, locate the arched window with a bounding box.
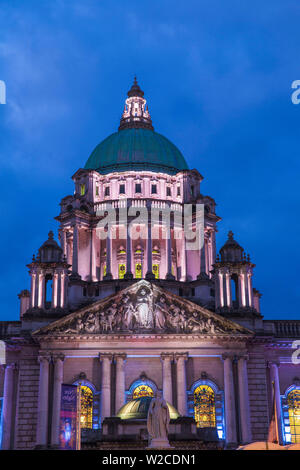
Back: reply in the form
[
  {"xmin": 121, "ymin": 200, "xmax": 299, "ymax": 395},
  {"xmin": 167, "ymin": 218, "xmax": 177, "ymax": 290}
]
[
  {"xmin": 188, "ymin": 379, "xmax": 225, "ymax": 439},
  {"xmin": 133, "ymin": 384, "xmax": 154, "ymax": 399},
  {"xmin": 194, "ymin": 385, "xmax": 216, "ymax": 428},
  {"xmin": 127, "ymin": 378, "xmax": 158, "ymax": 402},
  {"xmin": 79, "ymin": 385, "xmax": 93, "ymax": 429},
  {"xmin": 287, "ymin": 389, "xmax": 300, "ymax": 443}
]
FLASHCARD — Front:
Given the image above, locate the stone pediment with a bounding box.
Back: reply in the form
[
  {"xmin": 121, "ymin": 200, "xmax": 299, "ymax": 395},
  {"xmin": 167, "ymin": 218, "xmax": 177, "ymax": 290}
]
[{"xmin": 33, "ymin": 280, "xmax": 253, "ymax": 337}]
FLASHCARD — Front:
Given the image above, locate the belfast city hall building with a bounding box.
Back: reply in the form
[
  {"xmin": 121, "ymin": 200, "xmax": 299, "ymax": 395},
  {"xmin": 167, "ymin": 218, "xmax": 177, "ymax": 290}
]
[{"xmin": 0, "ymin": 79, "xmax": 299, "ymax": 450}]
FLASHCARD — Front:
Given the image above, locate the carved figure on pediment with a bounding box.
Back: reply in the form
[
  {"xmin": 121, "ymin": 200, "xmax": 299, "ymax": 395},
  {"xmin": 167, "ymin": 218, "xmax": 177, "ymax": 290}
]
[
  {"xmin": 187, "ymin": 312, "xmax": 207, "ymax": 333},
  {"xmin": 65, "ymin": 317, "xmax": 84, "ymax": 334},
  {"xmin": 85, "ymin": 312, "xmax": 99, "ymax": 333},
  {"xmin": 99, "ymin": 311, "xmax": 109, "ymax": 332},
  {"xmin": 153, "ymin": 296, "xmax": 168, "ymax": 330},
  {"xmin": 123, "ymin": 302, "xmax": 136, "ymax": 330},
  {"xmin": 206, "ymin": 317, "xmax": 217, "ymax": 334},
  {"xmin": 167, "ymin": 304, "xmax": 187, "ymax": 332},
  {"xmin": 105, "ymin": 304, "xmax": 118, "ymax": 331},
  {"xmin": 136, "ymin": 287, "xmax": 153, "ymax": 329}
]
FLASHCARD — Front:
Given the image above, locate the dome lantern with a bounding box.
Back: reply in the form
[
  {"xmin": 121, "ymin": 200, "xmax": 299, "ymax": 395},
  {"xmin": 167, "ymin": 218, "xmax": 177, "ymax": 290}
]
[{"xmin": 119, "ymin": 77, "xmax": 154, "ymax": 131}]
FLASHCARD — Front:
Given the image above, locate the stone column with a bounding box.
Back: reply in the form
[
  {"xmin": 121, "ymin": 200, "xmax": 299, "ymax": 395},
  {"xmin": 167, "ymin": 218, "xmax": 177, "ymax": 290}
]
[
  {"xmin": 51, "ymin": 355, "xmax": 64, "ymax": 447},
  {"xmin": 181, "ymin": 233, "xmax": 187, "ymax": 281},
  {"xmin": 223, "ymin": 354, "xmax": 237, "ymax": 445},
  {"xmin": 237, "ymin": 355, "xmax": 252, "ymax": 444},
  {"xmin": 100, "ymin": 354, "xmax": 112, "ymax": 422},
  {"xmin": 52, "ymin": 273, "xmax": 58, "ymax": 308},
  {"xmin": 125, "ymin": 222, "xmax": 133, "ymax": 279},
  {"xmin": 1, "ymin": 363, "xmax": 16, "ymax": 449},
  {"xmin": 165, "ymin": 227, "xmax": 175, "ymax": 280},
  {"xmin": 61, "ymin": 229, "xmax": 67, "ymax": 257},
  {"xmin": 60, "ymin": 272, "xmax": 66, "ymax": 308},
  {"xmin": 269, "ymin": 362, "xmax": 283, "ymax": 444},
  {"xmin": 30, "ymin": 272, "xmax": 36, "ymax": 308},
  {"xmin": 175, "ymin": 353, "xmax": 188, "ymax": 415},
  {"xmin": 37, "ymin": 271, "xmax": 45, "ymax": 308},
  {"xmin": 146, "ymin": 206, "xmax": 155, "ymax": 279},
  {"xmin": 36, "ymin": 355, "xmax": 50, "ymax": 448},
  {"xmin": 161, "ymin": 353, "xmax": 173, "ymax": 404},
  {"xmin": 89, "ymin": 228, "xmax": 96, "ymax": 281},
  {"xmin": 72, "ymin": 225, "xmax": 79, "ymax": 275},
  {"xmin": 115, "ymin": 353, "xmax": 127, "ymax": 413},
  {"xmin": 225, "ymin": 272, "xmax": 232, "ymax": 308},
  {"xmin": 103, "ymin": 228, "xmax": 112, "ymax": 280}
]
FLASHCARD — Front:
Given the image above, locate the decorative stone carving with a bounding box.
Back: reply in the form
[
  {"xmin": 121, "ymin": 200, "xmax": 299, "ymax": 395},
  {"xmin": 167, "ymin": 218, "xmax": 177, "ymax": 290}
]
[{"xmin": 35, "ymin": 280, "xmax": 252, "ymax": 337}]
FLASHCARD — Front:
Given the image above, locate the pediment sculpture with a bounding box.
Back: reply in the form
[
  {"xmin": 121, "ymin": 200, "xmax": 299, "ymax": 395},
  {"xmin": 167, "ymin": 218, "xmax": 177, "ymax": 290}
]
[{"xmin": 39, "ymin": 281, "xmax": 250, "ymax": 336}]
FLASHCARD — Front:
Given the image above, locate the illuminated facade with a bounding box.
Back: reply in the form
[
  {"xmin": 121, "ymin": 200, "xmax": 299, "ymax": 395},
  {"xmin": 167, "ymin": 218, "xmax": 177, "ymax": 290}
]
[{"xmin": 0, "ymin": 79, "xmax": 300, "ymax": 449}]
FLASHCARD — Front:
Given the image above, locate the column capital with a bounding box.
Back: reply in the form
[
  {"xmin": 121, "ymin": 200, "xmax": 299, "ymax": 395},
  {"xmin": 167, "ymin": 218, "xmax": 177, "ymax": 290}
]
[
  {"xmin": 52, "ymin": 353, "xmax": 65, "ymax": 363},
  {"xmin": 267, "ymin": 360, "xmax": 281, "ymax": 369},
  {"xmin": 174, "ymin": 352, "xmax": 188, "ymax": 362},
  {"xmin": 99, "ymin": 352, "xmax": 113, "ymax": 362},
  {"xmin": 237, "ymin": 354, "xmax": 249, "ymax": 362},
  {"xmin": 2, "ymin": 362, "xmax": 17, "ymax": 371},
  {"xmin": 222, "ymin": 353, "xmax": 235, "ymax": 361},
  {"xmin": 114, "ymin": 353, "xmax": 127, "ymax": 362},
  {"xmin": 38, "ymin": 353, "xmax": 52, "ymax": 364},
  {"xmin": 161, "ymin": 352, "xmax": 174, "ymax": 362}
]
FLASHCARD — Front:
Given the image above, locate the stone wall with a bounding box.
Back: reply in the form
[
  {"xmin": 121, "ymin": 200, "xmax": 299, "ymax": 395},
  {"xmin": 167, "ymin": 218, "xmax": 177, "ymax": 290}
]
[
  {"xmin": 15, "ymin": 355, "xmax": 39, "ymax": 449},
  {"xmin": 247, "ymin": 347, "xmax": 270, "ymax": 441}
]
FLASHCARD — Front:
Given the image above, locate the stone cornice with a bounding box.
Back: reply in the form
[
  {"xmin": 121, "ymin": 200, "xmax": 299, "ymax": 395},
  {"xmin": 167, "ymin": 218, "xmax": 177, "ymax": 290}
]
[{"xmin": 35, "ymin": 332, "xmax": 253, "ymax": 343}]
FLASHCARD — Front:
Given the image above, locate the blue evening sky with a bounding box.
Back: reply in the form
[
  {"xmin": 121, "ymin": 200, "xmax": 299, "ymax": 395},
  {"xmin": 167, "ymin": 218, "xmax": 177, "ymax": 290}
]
[{"xmin": 0, "ymin": 0, "xmax": 299, "ymax": 320}]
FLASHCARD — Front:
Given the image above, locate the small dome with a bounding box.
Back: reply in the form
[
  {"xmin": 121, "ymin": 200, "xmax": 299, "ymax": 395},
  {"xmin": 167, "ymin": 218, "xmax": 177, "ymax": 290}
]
[
  {"xmin": 116, "ymin": 396, "xmax": 180, "ymax": 420},
  {"xmin": 84, "ymin": 128, "xmax": 189, "ymax": 176},
  {"xmin": 220, "ymin": 231, "xmax": 244, "ymax": 263},
  {"xmin": 38, "ymin": 231, "xmax": 63, "ymax": 263}
]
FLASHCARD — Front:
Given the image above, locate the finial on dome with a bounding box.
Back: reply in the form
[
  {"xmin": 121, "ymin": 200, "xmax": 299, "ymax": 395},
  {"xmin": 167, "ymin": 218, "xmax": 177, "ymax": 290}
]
[
  {"xmin": 228, "ymin": 230, "xmax": 234, "ymax": 240},
  {"xmin": 48, "ymin": 230, "xmax": 54, "ymax": 240},
  {"xmin": 119, "ymin": 78, "xmax": 154, "ymax": 131}
]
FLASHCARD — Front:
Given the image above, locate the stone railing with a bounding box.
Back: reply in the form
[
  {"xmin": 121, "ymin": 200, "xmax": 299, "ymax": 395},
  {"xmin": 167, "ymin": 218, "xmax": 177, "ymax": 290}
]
[
  {"xmin": 264, "ymin": 320, "xmax": 300, "ymax": 338},
  {"xmin": 0, "ymin": 321, "xmax": 21, "ymax": 339}
]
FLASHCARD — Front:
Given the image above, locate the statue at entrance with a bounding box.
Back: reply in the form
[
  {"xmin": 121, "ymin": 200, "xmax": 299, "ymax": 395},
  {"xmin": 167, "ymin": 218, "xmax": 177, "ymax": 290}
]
[{"xmin": 147, "ymin": 391, "xmax": 171, "ymax": 448}]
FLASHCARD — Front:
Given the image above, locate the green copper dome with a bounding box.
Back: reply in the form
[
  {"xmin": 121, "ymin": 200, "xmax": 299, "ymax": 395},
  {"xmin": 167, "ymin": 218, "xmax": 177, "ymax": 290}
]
[
  {"xmin": 84, "ymin": 128, "xmax": 189, "ymax": 175},
  {"xmin": 116, "ymin": 396, "xmax": 180, "ymax": 420}
]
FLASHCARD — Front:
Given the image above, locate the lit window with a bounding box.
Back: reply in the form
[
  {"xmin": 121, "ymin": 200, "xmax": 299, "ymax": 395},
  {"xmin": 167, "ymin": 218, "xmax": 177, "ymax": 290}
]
[
  {"xmin": 287, "ymin": 390, "xmax": 300, "ymax": 443},
  {"xmin": 194, "ymin": 385, "xmax": 216, "ymax": 428},
  {"xmin": 133, "ymin": 385, "xmax": 154, "ymax": 399},
  {"xmin": 80, "ymin": 385, "xmax": 93, "ymax": 429},
  {"xmin": 103, "ymin": 264, "xmax": 107, "ymax": 277},
  {"xmin": 119, "ymin": 263, "xmax": 126, "ymax": 279},
  {"xmin": 135, "ymin": 263, "xmax": 142, "ymax": 279},
  {"xmin": 135, "ymin": 183, "xmax": 142, "ymax": 193},
  {"xmin": 151, "ymin": 184, "xmax": 157, "ymax": 194},
  {"xmin": 119, "ymin": 184, "xmax": 125, "ymax": 194},
  {"xmin": 152, "ymin": 264, "xmax": 159, "ymax": 279},
  {"xmin": 95, "ymin": 186, "xmax": 99, "ymax": 196},
  {"xmin": 80, "ymin": 184, "xmax": 85, "ymax": 196}
]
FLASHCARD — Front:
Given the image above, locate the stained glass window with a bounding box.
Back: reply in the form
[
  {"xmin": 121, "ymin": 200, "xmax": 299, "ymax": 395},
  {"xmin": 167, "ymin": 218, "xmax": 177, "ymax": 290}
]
[
  {"xmin": 119, "ymin": 263, "xmax": 126, "ymax": 279},
  {"xmin": 194, "ymin": 385, "xmax": 216, "ymax": 428},
  {"xmin": 287, "ymin": 390, "xmax": 300, "ymax": 443},
  {"xmin": 80, "ymin": 385, "xmax": 93, "ymax": 429},
  {"xmin": 80, "ymin": 184, "xmax": 85, "ymax": 196},
  {"xmin": 152, "ymin": 264, "xmax": 159, "ymax": 279},
  {"xmin": 133, "ymin": 385, "xmax": 154, "ymax": 399},
  {"xmin": 135, "ymin": 263, "xmax": 142, "ymax": 279}
]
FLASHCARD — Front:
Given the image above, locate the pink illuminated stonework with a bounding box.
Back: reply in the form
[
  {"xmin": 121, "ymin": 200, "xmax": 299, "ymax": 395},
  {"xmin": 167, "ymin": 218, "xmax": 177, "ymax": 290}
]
[{"xmin": 0, "ymin": 79, "xmax": 300, "ymax": 450}]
